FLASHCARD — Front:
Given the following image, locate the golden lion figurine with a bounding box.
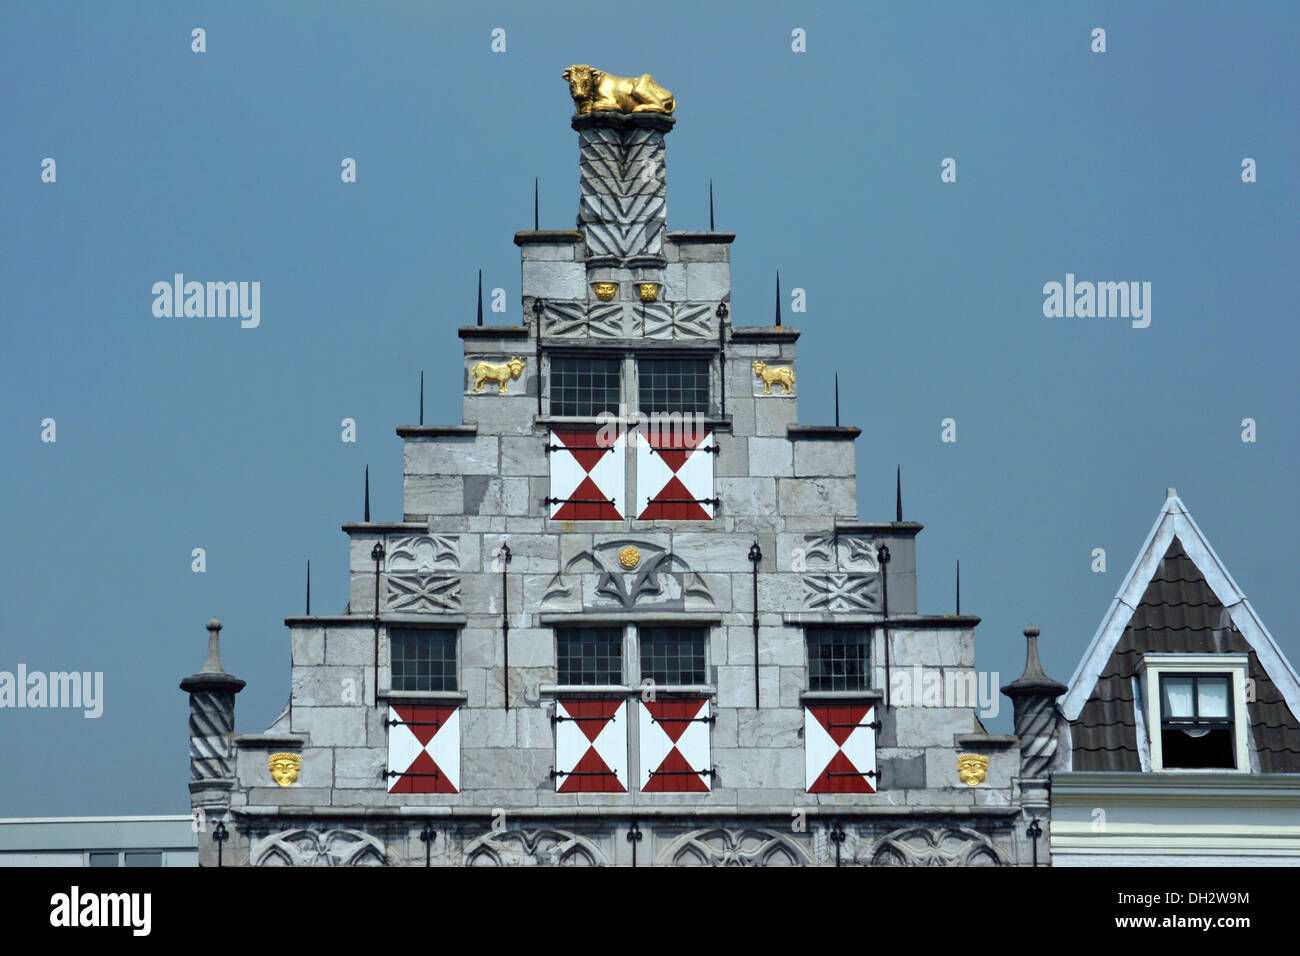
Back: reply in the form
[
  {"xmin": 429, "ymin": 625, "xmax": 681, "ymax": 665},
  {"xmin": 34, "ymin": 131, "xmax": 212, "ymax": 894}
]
[{"xmin": 563, "ymin": 64, "xmax": 675, "ymax": 116}]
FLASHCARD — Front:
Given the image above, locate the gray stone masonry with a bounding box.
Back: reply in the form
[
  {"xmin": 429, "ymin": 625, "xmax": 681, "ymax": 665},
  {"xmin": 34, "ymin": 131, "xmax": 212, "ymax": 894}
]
[{"xmin": 204, "ymin": 104, "xmax": 1045, "ymax": 867}]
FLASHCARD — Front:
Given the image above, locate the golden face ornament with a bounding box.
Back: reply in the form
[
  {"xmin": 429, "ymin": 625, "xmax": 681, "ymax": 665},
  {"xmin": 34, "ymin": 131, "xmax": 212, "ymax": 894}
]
[
  {"xmin": 957, "ymin": 753, "xmax": 989, "ymax": 786},
  {"xmin": 269, "ymin": 752, "xmax": 302, "ymax": 787},
  {"xmin": 592, "ymin": 282, "xmax": 618, "ymax": 301}
]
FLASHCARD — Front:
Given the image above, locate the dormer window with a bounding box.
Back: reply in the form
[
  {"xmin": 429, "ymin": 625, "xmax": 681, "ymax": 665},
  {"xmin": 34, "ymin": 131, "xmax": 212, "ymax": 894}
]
[
  {"xmin": 1139, "ymin": 654, "xmax": 1250, "ymax": 772},
  {"xmin": 1159, "ymin": 674, "xmax": 1233, "ymax": 768}
]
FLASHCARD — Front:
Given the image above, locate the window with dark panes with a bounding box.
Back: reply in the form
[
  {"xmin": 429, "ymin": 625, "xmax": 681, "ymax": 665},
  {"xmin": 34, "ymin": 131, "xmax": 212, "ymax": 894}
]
[
  {"xmin": 640, "ymin": 625, "xmax": 708, "ymax": 684},
  {"xmin": 1159, "ymin": 673, "xmax": 1235, "ymax": 769},
  {"xmin": 806, "ymin": 628, "xmax": 870, "ymax": 692},
  {"xmin": 124, "ymin": 851, "xmax": 163, "ymax": 867},
  {"xmin": 389, "ymin": 628, "xmax": 458, "ymax": 692},
  {"xmin": 88, "ymin": 852, "xmax": 119, "ymax": 867},
  {"xmin": 549, "ymin": 356, "xmax": 622, "ymax": 417},
  {"xmin": 556, "ymin": 627, "xmax": 624, "ymax": 685},
  {"xmin": 638, "ymin": 358, "xmax": 710, "ymax": 416}
]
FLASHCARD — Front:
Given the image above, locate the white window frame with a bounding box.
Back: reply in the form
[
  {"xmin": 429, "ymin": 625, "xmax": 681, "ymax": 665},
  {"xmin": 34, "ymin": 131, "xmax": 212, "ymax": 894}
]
[{"xmin": 1137, "ymin": 654, "xmax": 1250, "ymax": 773}]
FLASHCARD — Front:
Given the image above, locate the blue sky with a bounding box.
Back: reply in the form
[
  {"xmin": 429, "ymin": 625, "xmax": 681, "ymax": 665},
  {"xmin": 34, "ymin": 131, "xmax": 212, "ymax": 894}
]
[{"xmin": 1, "ymin": 1, "xmax": 1296, "ymax": 814}]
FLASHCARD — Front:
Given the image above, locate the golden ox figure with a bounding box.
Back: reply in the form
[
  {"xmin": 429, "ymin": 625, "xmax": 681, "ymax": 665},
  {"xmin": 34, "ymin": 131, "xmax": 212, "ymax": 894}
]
[
  {"xmin": 471, "ymin": 356, "xmax": 525, "ymax": 394},
  {"xmin": 562, "ymin": 64, "xmax": 675, "ymax": 116},
  {"xmin": 752, "ymin": 360, "xmax": 795, "ymax": 395}
]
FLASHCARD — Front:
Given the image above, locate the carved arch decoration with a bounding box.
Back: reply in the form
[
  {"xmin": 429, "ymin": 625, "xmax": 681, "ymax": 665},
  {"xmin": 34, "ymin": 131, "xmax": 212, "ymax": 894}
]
[
  {"xmin": 462, "ymin": 827, "xmax": 610, "ymax": 867},
  {"xmin": 541, "ymin": 539, "xmax": 713, "ymax": 611},
  {"xmin": 868, "ymin": 826, "xmax": 1010, "ymax": 867},
  {"xmin": 251, "ymin": 827, "xmax": 388, "ymax": 867},
  {"xmin": 657, "ymin": 827, "xmax": 812, "ymax": 867}
]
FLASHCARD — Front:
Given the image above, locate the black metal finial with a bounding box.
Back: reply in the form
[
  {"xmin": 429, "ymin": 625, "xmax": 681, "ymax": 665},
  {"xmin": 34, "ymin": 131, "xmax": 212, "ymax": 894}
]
[
  {"xmin": 306, "ymin": 559, "xmax": 311, "ymax": 615},
  {"xmin": 709, "ymin": 180, "xmax": 715, "ymax": 231},
  {"xmin": 774, "ymin": 271, "xmax": 782, "ymax": 327},
  {"xmin": 476, "ymin": 269, "xmax": 483, "ymax": 326},
  {"xmin": 956, "ymin": 559, "xmax": 960, "ymax": 615},
  {"xmin": 834, "ymin": 373, "xmax": 840, "ymax": 428},
  {"xmin": 534, "ymin": 178, "xmax": 539, "ymax": 231},
  {"xmin": 364, "ymin": 465, "xmax": 371, "ymax": 523},
  {"xmin": 895, "ymin": 465, "xmax": 902, "ymax": 522},
  {"xmin": 419, "ymin": 371, "xmax": 424, "ymax": 425}
]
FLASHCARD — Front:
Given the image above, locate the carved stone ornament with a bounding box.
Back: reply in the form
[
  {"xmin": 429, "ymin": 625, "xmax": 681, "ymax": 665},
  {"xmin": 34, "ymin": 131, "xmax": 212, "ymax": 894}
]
[
  {"xmin": 637, "ymin": 282, "xmax": 659, "ymax": 302},
  {"xmin": 268, "ymin": 752, "xmax": 301, "ymax": 787},
  {"xmin": 386, "ymin": 534, "xmax": 460, "ymax": 572},
  {"xmin": 470, "ymin": 356, "xmax": 525, "ymax": 394},
  {"xmin": 463, "ymin": 827, "xmax": 609, "ymax": 866},
  {"xmin": 618, "ymin": 546, "xmax": 641, "ymax": 568},
  {"xmin": 591, "ymin": 282, "xmax": 618, "ymax": 301},
  {"xmin": 870, "ymin": 826, "xmax": 1008, "ymax": 867},
  {"xmin": 542, "ymin": 540, "xmax": 712, "ymax": 611},
  {"xmin": 658, "ymin": 827, "xmax": 812, "ymax": 867},
  {"xmin": 251, "ymin": 828, "xmax": 388, "ymax": 867}
]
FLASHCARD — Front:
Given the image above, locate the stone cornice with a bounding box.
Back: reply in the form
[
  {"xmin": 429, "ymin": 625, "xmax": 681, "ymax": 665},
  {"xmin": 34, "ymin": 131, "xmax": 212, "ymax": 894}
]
[
  {"xmin": 513, "ymin": 230, "xmax": 583, "ymax": 246},
  {"xmin": 729, "ymin": 326, "xmax": 800, "ymax": 343},
  {"xmin": 458, "ymin": 325, "xmax": 530, "ymax": 339},
  {"xmin": 235, "ymin": 734, "xmax": 307, "ymax": 750},
  {"xmin": 396, "ymin": 425, "xmax": 478, "ymax": 438},
  {"xmin": 571, "ymin": 111, "xmax": 675, "ymax": 134},
  {"xmin": 231, "ymin": 805, "xmax": 1023, "ymax": 820},
  {"xmin": 787, "ymin": 425, "xmax": 860, "ymax": 440},
  {"xmin": 339, "ymin": 522, "xmax": 427, "ymax": 534},
  {"xmin": 667, "ymin": 231, "xmax": 736, "ymax": 244},
  {"xmin": 835, "ymin": 521, "xmax": 925, "ymax": 536}
]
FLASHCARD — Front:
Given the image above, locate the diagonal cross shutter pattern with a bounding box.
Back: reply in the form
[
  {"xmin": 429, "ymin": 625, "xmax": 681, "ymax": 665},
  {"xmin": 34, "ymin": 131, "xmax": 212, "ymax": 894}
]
[
  {"xmin": 554, "ymin": 699, "xmax": 627, "ymax": 792},
  {"xmin": 387, "ymin": 704, "xmax": 460, "ymax": 794},
  {"xmin": 640, "ymin": 698, "xmax": 711, "ymax": 792},
  {"xmin": 636, "ymin": 427, "xmax": 714, "ymax": 520},
  {"xmin": 805, "ymin": 703, "xmax": 876, "ymax": 793},
  {"xmin": 549, "ymin": 427, "xmax": 625, "ymax": 520}
]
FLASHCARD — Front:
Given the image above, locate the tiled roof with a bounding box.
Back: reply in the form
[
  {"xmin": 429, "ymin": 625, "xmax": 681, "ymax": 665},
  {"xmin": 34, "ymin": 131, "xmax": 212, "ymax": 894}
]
[{"xmin": 1072, "ymin": 539, "xmax": 1300, "ymax": 772}]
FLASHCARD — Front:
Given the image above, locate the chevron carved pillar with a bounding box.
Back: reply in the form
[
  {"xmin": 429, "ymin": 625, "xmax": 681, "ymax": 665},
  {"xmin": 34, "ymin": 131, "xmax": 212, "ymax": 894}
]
[
  {"xmin": 573, "ymin": 111, "xmax": 674, "ymax": 273},
  {"xmin": 179, "ymin": 617, "xmax": 246, "ymax": 864}
]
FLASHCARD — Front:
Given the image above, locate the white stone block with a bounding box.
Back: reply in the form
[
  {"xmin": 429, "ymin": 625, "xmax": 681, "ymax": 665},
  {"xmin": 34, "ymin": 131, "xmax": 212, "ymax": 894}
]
[
  {"xmin": 684, "ymin": 261, "xmax": 731, "ymax": 301},
  {"xmin": 405, "ymin": 436, "xmax": 499, "ymax": 476},
  {"xmin": 291, "ymin": 628, "xmax": 324, "ymax": 666},
  {"xmin": 792, "ymin": 440, "xmax": 856, "ymax": 478},
  {"xmin": 501, "ymin": 435, "xmax": 548, "ymax": 476},
  {"xmin": 748, "ymin": 437, "xmax": 793, "ymax": 476},
  {"xmin": 523, "ymin": 260, "xmax": 587, "ymax": 299},
  {"xmin": 777, "ymin": 477, "xmax": 856, "ymax": 518}
]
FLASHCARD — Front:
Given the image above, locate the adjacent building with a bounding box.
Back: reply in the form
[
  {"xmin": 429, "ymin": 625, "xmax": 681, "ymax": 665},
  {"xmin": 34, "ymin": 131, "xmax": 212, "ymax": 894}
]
[
  {"xmin": 1050, "ymin": 489, "xmax": 1300, "ymax": 865},
  {"xmin": 0, "ymin": 816, "xmax": 197, "ymax": 867}
]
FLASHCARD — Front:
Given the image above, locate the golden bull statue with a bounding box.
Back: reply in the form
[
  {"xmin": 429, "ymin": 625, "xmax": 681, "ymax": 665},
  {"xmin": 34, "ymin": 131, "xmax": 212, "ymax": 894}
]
[{"xmin": 562, "ymin": 64, "xmax": 675, "ymax": 116}]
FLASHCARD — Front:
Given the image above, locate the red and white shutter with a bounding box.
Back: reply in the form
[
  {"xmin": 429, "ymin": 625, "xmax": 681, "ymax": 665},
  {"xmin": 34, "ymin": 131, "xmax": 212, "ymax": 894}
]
[
  {"xmin": 554, "ymin": 699, "xmax": 627, "ymax": 792},
  {"xmin": 387, "ymin": 704, "xmax": 460, "ymax": 794},
  {"xmin": 805, "ymin": 703, "xmax": 876, "ymax": 793},
  {"xmin": 549, "ymin": 427, "xmax": 625, "ymax": 520},
  {"xmin": 636, "ymin": 427, "xmax": 714, "ymax": 520},
  {"xmin": 640, "ymin": 698, "xmax": 711, "ymax": 792}
]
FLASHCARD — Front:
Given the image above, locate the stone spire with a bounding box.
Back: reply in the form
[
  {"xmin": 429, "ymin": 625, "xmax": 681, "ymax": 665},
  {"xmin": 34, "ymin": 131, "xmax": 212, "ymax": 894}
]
[
  {"xmin": 179, "ymin": 618, "xmax": 246, "ymax": 833},
  {"xmin": 1001, "ymin": 625, "xmax": 1067, "ymax": 779}
]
